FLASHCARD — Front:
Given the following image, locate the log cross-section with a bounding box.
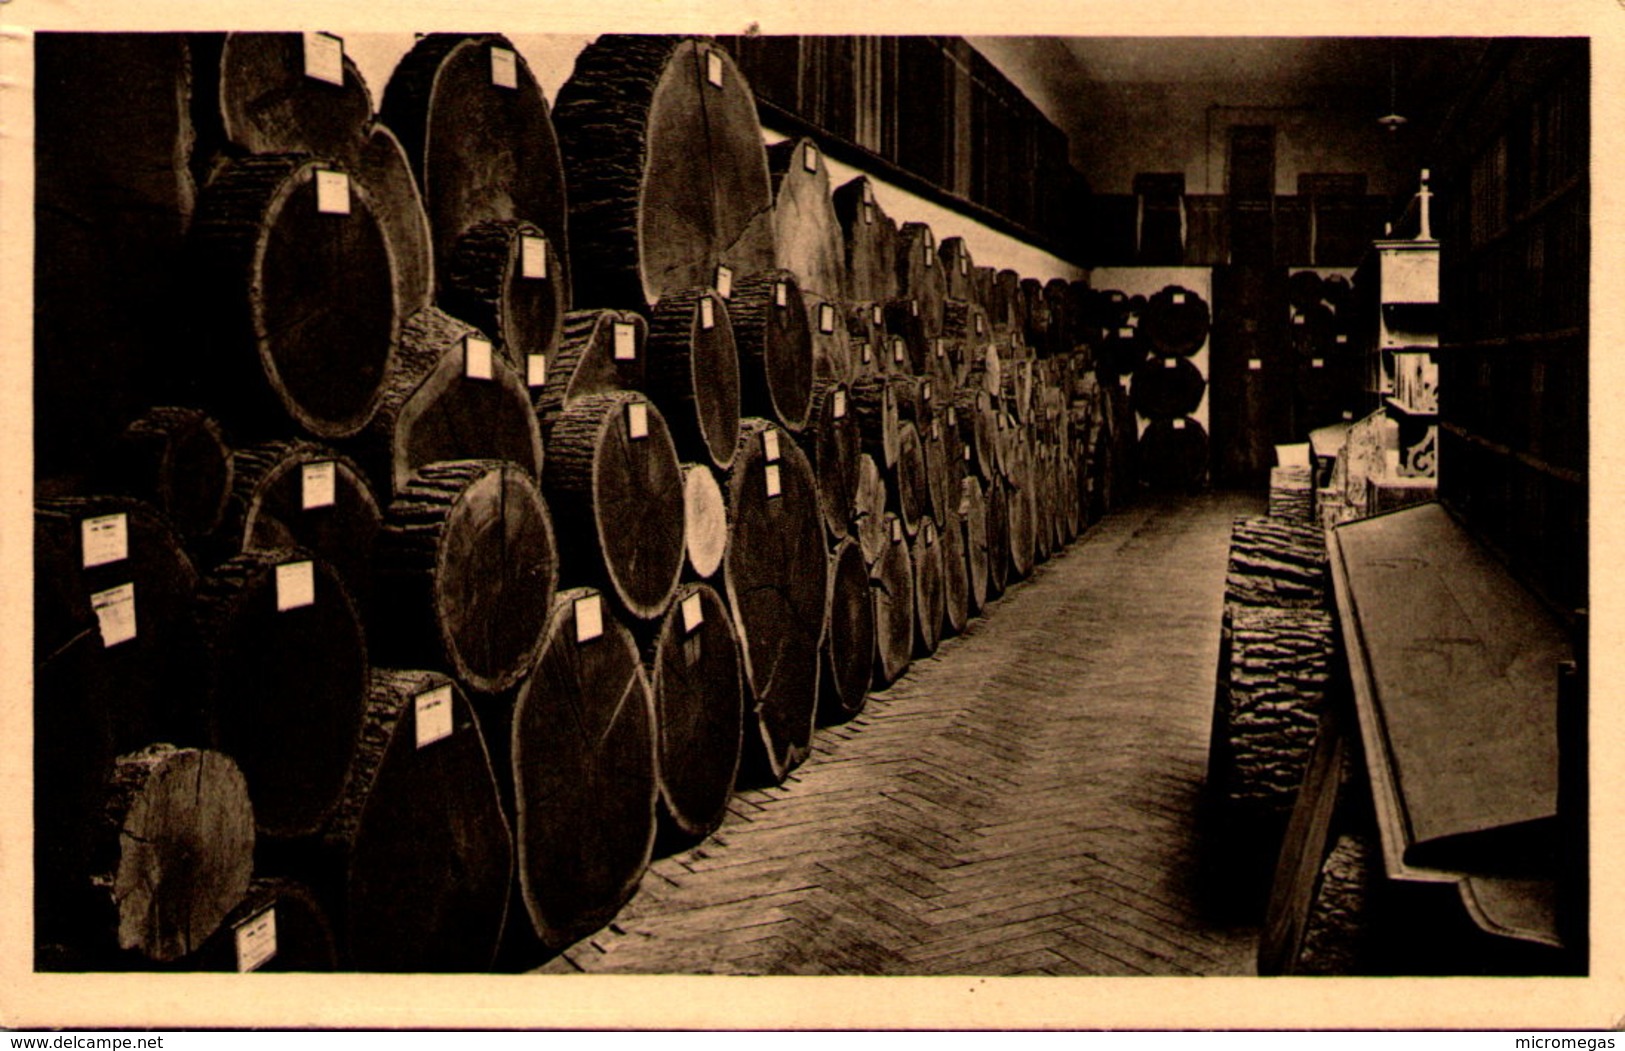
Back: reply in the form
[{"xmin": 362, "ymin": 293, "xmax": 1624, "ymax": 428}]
[
  {"xmin": 869, "ymin": 511, "xmax": 914, "ymax": 688},
  {"xmin": 729, "ymin": 269, "xmax": 816, "ymax": 433},
  {"xmin": 442, "ymin": 218, "xmax": 567, "ymax": 370},
  {"xmin": 646, "ymin": 287, "xmax": 741, "ymax": 471},
  {"xmin": 818, "ymin": 537, "xmax": 877, "ymax": 725}
]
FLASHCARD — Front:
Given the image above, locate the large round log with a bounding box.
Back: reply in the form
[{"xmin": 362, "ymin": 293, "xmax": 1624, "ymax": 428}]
[
  {"xmin": 853, "ymin": 453, "xmax": 888, "ymax": 567},
  {"xmin": 512, "ymin": 587, "xmax": 657, "ymax": 950},
  {"xmin": 767, "ymin": 137, "xmax": 847, "ymax": 302},
  {"xmin": 543, "ymin": 392, "xmax": 685, "ymax": 620},
  {"xmin": 533, "ymin": 308, "xmax": 649, "ymax": 422},
  {"xmin": 818, "ymin": 537, "xmax": 877, "ymax": 725},
  {"xmin": 724, "ymin": 419, "xmax": 829, "ymax": 785},
  {"xmin": 196, "ymin": 548, "xmax": 367, "ymax": 839},
  {"xmin": 188, "ymin": 153, "xmax": 399, "ymax": 440},
  {"xmin": 1225, "ymin": 517, "xmax": 1328, "ymax": 609},
  {"xmin": 891, "ymin": 421, "xmax": 930, "ymax": 539},
  {"xmin": 347, "ymin": 306, "xmax": 543, "ymax": 499},
  {"xmin": 380, "ymin": 33, "xmax": 571, "ymax": 307},
  {"xmin": 850, "ymin": 375, "xmax": 900, "ymax": 471},
  {"xmin": 1131, "ymin": 355, "xmax": 1208, "ymax": 420},
  {"xmin": 205, "ymin": 33, "xmax": 373, "ymax": 173},
  {"xmin": 960, "ymin": 476, "xmax": 990, "ymax": 615},
  {"xmin": 870, "ymin": 512, "xmax": 914, "ymax": 688},
  {"xmin": 319, "ymin": 668, "xmax": 513, "ymax": 971},
  {"xmin": 985, "ymin": 476, "xmax": 1011, "ymax": 598},
  {"xmin": 1139, "ymin": 417, "xmax": 1210, "ymax": 490},
  {"xmin": 646, "ymin": 287, "xmax": 741, "ymax": 471},
  {"xmin": 106, "ymin": 407, "xmax": 234, "ymax": 543},
  {"xmin": 442, "ymin": 218, "xmax": 567, "ymax": 370},
  {"xmin": 682, "ymin": 463, "xmax": 728, "ymax": 581},
  {"xmin": 894, "ymin": 223, "xmax": 945, "ymax": 337},
  {"xmin": 210, "ymin": 440, "xmax": 381, "ymax": 612},
  {"xmin": 730, "ymin": 269, "xmax": 815, "ymax": 433},
  {"xmin": 552, "ymin": 35, "xmax": 774, "ymax": 311},
  {"xmin": 911, "ymin": 516, "xmax": 945, "ymax": 657},
  {"xmin": 648, "ymin": 582, "xmax": 745, "ymax": 843},
  {"xmin": 93, "ymin": 745, "xmax": 255, "ymax": 962},
  {"xmin": 374, "ymin": 460, "xmax": 558, "ymax": 693},
  {"xmin": 358, "ymin": 121, "xmax": 435, "ymax": 318},
  {"xmin": 832, "ymin": 175, "xmax": 898, "ymax": 302},
  {"xmin": 1142, "ymin": 285, "xmax": 1211, "ymax": 357},
  {"xmin": 797, "ymin": 381, "xmax": 860, "ymax": 541}
]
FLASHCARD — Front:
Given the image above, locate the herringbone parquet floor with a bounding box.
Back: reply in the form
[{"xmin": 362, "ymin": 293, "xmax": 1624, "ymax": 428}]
[{"xmin": 537, "ymin": 491, "xmax": 1262, "ymax": 976}]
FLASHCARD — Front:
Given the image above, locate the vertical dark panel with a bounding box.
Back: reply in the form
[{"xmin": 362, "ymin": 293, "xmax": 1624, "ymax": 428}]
[{"xmin": 1210, "ymin": 265, "xmax": 1291, "ymax": 487}]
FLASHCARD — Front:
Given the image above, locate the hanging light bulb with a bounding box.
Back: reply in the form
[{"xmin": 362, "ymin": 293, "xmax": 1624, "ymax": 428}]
[{"xmin": 1379, "ymin": 46, "xmax": 1407, "ymax": 131}]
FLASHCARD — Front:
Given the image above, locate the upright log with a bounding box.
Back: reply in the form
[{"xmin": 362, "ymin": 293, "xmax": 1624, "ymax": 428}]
[
  {"xmin": 347, "ymin": 306, "xmax": 543, "ymax": 499},
  {"xmin": 374, "ymin": 460, "xmax": 558, "ymax": 694},
  {"xmin": 381, "ymin": 34, "xmax": 571, "ymax": 306},
  {"xmin": 318, "ymin": 668, "xmax": 513, "ymax": 971},
  {"xmin": 648, "ymin": 583, "xmax": 745, "ymax": 843},
  {"xmin": 937, "ymin": 492, "xmax": 970, "ymax": 637},
  {"xmin": 911, "ymin": 517, "xmax": 945, "ymax": 657},
  {"xmin": 646, "ymin": 287, "xmax": 741, "ymax": 471},
  {"xmin": 512, "ymin": 587, "xmax": 657, "ymax": 950},
  {"xmin": 358, "ymin": 121, "xmax": 435, "ymax": 318},
  {"xmin": 853, "ymin": 453, "xmax": 888, "ymax": 566},
  {"xmin": 442, "ymin": 219, "xmax": 567, "ymax": 370},
  {"xmin": 961, "ymin": 476, "xmax": 991, "ymax": 615},
  {"xmin": 106, "ymin": 408, "xmax": 234, "ymax": 543},
  {"xmin": 891, "ymin": 421, "xmax": 930, "ymax": 538},
  {"xmin": 798, "ymin": 381, "xmax": 860, "ymax": 541},
  {"xmin": 767, "ymin": 137, "xmax": 848, "ymax": 302},
  {"xmin": 819, "ymin": 538, "xmax": 877, "ymax": 725},
  {"xmin": 552, "ymin": 35, "xmax": 774, "ymax": 311},
  {"xmin": 850, "ymin": 375, "xmax": 900, "ymax": 471},
  {"xmin": 870, "ymin": 512, "xmax": 914, "ymax": 688},
  {"xmin": 533, "ymin": 308, "xmax": 649, "ymax": 421},
  {"xmin": 542, "ymin": 392, "xmax": 685, "ymax": 620},
  {"xmin": 729, "ymin": 269, "xmax": 816, "ymax": 433},
  {"xmin": 682, "ymin": 463, "xmax": 728, "ymax": 581},
  {"xmin": 895, "ymin": 222, "xmax": 946, "ymax": 337},
  {"xmin": 724, "ymin": 419, "xmax": 829, "ymax": 784},
  {"xmin": 985, "ymin": 477, "xmax": 1011, "ymax": 598},
  {"xmin": 832, "ymin": 175, "xmax": 898, "ymax": 302}
]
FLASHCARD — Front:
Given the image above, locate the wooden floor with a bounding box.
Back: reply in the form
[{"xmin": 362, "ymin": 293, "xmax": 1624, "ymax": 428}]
[{"xmin": 538, "ymin": 490, "xmax": 1264, "ymax": 976}]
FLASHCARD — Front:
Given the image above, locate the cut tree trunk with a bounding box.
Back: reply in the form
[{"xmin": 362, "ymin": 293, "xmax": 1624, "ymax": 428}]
[
  {"xmin": 187, "ymin": 152, "xmax": 399, "ymax": 441},
  {"xmin": 992, "ymin": 270, "xmax": 1024, "ymax": 336},
  {"xmin": 551, "ymin": 35, "xmax": 774, "ymax": 311},
  {"xmin": 767, "ymin": 137, "xmax": 848, "ymax": 302},
  {"xmin": 318, "ymin": 668, "xmax": 513, "ymax": 972},
  {"xmin": 882, "ymin": 298, "xmax": 929, "ymax": 375},
  {"xmin": 960, "ymin": 476, "xmax": 990, "ymax": 615},
  {"xmin": 1131, "ymin": 355, "xmax": 1208, "ymax": 420},
  {"xmin": 920, "ymin": 408, "xmax": 954, "ymax": 526},
  {"xmin": 106, "ymin": 407, "xmax": 234, "ymax": 542},
  {"xmin": 845, "ymin": 302, "xmax": 884, "ymax": 378},
  {"xmin": 850, "ymin": 375, "xmax": 900, "ymax": 471},
  {"xmin": 380, "ymin": 33, "xmax": 571, "ymax": 307},
  {"xmin": 203, "ymin": 33, "xmax": 372, "ymax": 174},
  {"xmin": 985, "ymin": 476, "xmax": 1011, "ymax": 598},
  {"xmin": 729, "ymin": 269, "xmax": 815, "ymax": 433},
  {"xmin": 938, "ymin": 237, "xmax": 975, "ymax": 301},
  {"xmin": 373, "ymin": 460, "xmax": 558, "ymax": 694},
  {"xmin": 937, "ymin": 492, "xmax": 969, "ymax": 638},
  {"xmin": 532, "ymin": 308, "xmax": 649, "ymax": 423},
  {"xmin": 646, "ymin": 287, "xmax": 741, "ymax": 471},
  {"xmin": 1021, "ymin": 278, "xmax": 1050, "ymax": 352},
  {"xmin": 853, "ymin": 453, "xmax": 887, "ymax": 567},
  {"xmin": 512, "ymin": 587, "xmax": 657, "ymax": 950},
  {"xmin": 797, "ymin": 381, "xmax": 860, "ymax": 541},
  {"xmin": 870, "ymin": 512, "xmax": 914, "ymax": 688},
  {"xmin": 1142, "ymin": 285, "xmax": 1211, "ymax": 357},
  {"xmin": 196, "ymin": 548, "xmax": 368, "ymax": 839},
  {"xmin": 1269, "ymin": 466, "xmax": 1316, "ymax": 524},
  {"xmin": 358, "ymin": 120, "xmax": 435, "ymax": 318},
  {"xmin": 542, "ymin": 391, "xmax": 685, "ymax": 620},
  {"xmin": 169, "ymin": 878, "xmax": 338, "ymax": 973},
  {"xmin": 345, "ymin": 306, "xmax": 543, "ymax": 498},
  {"xmin": 682, "ymin": 463, "xmax": 728, "ymax": 581},
  {"xmin": 832, "ymin": 175, "xmax": 898, "ymax": 302},
  {"xmin": 891, "ymin": 421, "xmax": 930, "ymax": 539},
  {"xmin": 894, "ymin": 223, "xmax": 945, "ymax": 337},
  {"xmin": 442, "ymin": 218, "xmax": 567, "ymax": 370},
  {"xmin": 1006, "ymin": 442, "xmax": 1037, "ymax": 581},
  {"xmin": 1225, "ymin": 517, "xmax": 1328, "ymax": 609},
  {"xmin": 954, "ymin": 389, "xmax": 998, "ymax": 484},
  {"xmin": 723, "ymin": 419, "xmax": 829, "ymax": 785},
  {"xmin": 818, "ymin": 537, "xmax": 876, "ymax": 725},
  {"xmin": 648, "ymin": 582, "xmax": 745, "ymax": 843},
  {"xmin": 1139, "ymin": 417, "xmax": 1209, "ymax": 491},
  {"xmin": 911, "ymin": 516, "xmax": 945, "ymax": 657}
]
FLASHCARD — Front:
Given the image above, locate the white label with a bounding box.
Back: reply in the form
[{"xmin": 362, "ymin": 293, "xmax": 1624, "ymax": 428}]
[
  {"xmin": 862, "ymin": 181, "xmax": 874, "ymax": 203},
  {"xmin": 491, "ymin": 46, "xmax": 518, "ymax": 89},
  {"xmin": 1118, "ymin": 327, "xmax": 1134, "ymax": 339},
  {"xmin": 833, "ymin": 390, "xmax": 848, "ymax": 418},
  {"xmin": 1012, "ymin": 333, "xmax": 1020, "ymax": 349},
  {"xmin": 932, "ymin": 419, "xmax": 941, "ymax": 441},
  {"xmin": 1248, "ymin": 359, "xmax": 1263, "ymax": 371},
  {"xmin": 315, "ymin": 170, "xmax": 350, "ymax": 215},
  {"xmin": 872, "ymin": 305, "xmax": 883, "ymax": 326},
  {"xmin": 774, "ymin": 282, "xmax": 788, "ymax": 309},
  {"xmin": 975, "ymin": 316, "xmax": 984, "ymax": 335},
  {"xmin": 234, "ymin": 908, "xmax": 277, "ymax": 973},
  {"xmin": 681, "ymin": 592, "xmax": 705, "ymax": 633},
  {"xmin": 574, "ymin": 594, "xmax": 603, "ymax": 643},
  {"xmin": 81, "ymin": 513, "xmax": 128, "ymax": 568},
  {"xmin": 910, "ymin": 299, "xmax": 919, "ymax": 317},
  {"xmin": 1164, "ymin": 357, "xmax": 1177, "ymax": 369},
  {"xmin": 699, "ymin": 297, "xmax": 715, "ymax": 330},
  {"xmin": 464, "ymin": 336, "xmax": 493, "ymax": 380},
  {"xmin": 706, "ymin": 49, "xmax": 724, "ymax": 87},
  {"xmin": 715, "ymin": 265, "xmax": 733, "ymax": 299},
  {"xmin": 859, "ymin": 342, "xmax": 872, "ymax": 364},
  {"xmin": 520, "ymin": 235, "xmax": 548, "ymax": 279},
  {"xmin": 948, "ymin": 407, "xmax": 957, "ymax": 427},
  {"xmin": 762, "ymin": 429, "xmax": 781, "ymax": 462},
  {"xmin": 923, "ymin": 244, "xmax": 934, "ymax": 268},
  {"xmin": 893, "ymin": 340, "xmax": 905, "ymax": 365},
  {"xmin": 935, "ymin": 339, "xmax": 945, "ymax": 360},
  {"xmin": 627, "ymin": 401, "xmax": 649, "ymax": 440},
  {"xmin": 963, "ymin": 444, "xmax": 971, "ymax": 462},
  {"xmin": 1342, "ymin": 410, "xmax": 1355, "ymax": 421},
  {"xmin": 1294, "ymin": 313, "xmax": 1306, "ymax": 326},
  {"xmin": 91, "ymin": 583, "xmax": 137, "ymax": 647},
  {"xmin": 301, "ymin": 461, "xmax": 336, "ymax": 510},
  {"xmin": 1173, "ymin": 292, "xmax": 1186, "ymax": 305},
  {"xmin": 818, "ymin": 303, "xmax": 835, "ymax": 334},
  {"xmin": 527, "ymin": 354, "xmax": 548, "ymax": 387},
  {"xmin": 922, "ymin": 382, "xmax": 933, "ymax": 403},
  {"xmin": 1337, "ymin": 334, "xmax": 1349, "ymax": 345},
  {"xmin": 613, "ymin": 321, "xmax": 637, "ymax": 361},
  {"xmin": 1173, "ymin": 419, "xmax": 1187, "ymax": 431},
  {"xmin": 1312, "ymin": 358, "xmax": 1326, "ymax": 369},
  {"xmin": 925, "ymin": 229, "xmax": 934, "ymax": 248},
  {"xmin": 959, "ymin": 255, "xmax": 968, "ymax": 276},
  {"xmin": 276, "ymin": 560, "xmax": 315, "ymax": 612},
  {"xmin": 414, "ymin": 685, "xmax": 454, "ymax": 749},
  {"xmin": 864, "ymin": 203, "xmax": 875, "ymax": 225},
  {"xmin": 803, "ymin": 142, "xmax": 819, "ymax": 173},
  {"xmin": 891, "ymin": 518, "xmax": 902, "ymax": 542},
  {"xmin": 764, "ymin": 463, "xmax": 782, "ymax": 498},
  {"xmin": 303, "ymin": 32, "xmax": 344, "ymax": 86}
]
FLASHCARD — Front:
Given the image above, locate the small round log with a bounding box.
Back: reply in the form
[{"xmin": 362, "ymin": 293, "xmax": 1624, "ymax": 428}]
[
  {"xmin": 373, "ymin": 460, "xmax": 558, "ymax": 694},
  {"xmin": 542, "ymin": 392, "xmax": 685, "ymax": 620},
  {"xmin": 105, "ymin": 407, "xmax": 234, "ymax": 542},
  {"xmin": 870, "ymin": 512, "xmax": 914, "ymax": 688},
  {"xmin": 797, "ymin": 381, "xmax": 860, "ymax": 541},
  {"xmin": 1141, "ymin": 285, "xmax": 1211, "ymax": 357},
  {"xmin": 442, "ymin": 219, "xmax": 567, "ymax": 370},
  {"xmin": 533, "ymin": 308, "xmax": 649, "ymax": 423},
  {"xmin": 818, "ymin": 537, "xmax": 877, "ymax": 725},
  {"xmin": 682, "ymin": 463, "xmax": 728, "ymax": 581},
  {"xmin": 729, "ymin": 269, "xmax": 815, "ymax": 433},
  {"xmin": 910, "ymin": 516, "xmax": 945, "ymax": 657},
  {"xmin": 960, "ymin": 476, "xmax": 990, "ymax": 615},
  {"xmin": 891, "ymin": 421, "xmax": 930, "ymax": 539},
  {"xmin": 649, "ymin": 582, "xmax": 745, "ymax": 842},
  {"xmin": 852, "ymin": 453, "xmax": 888, "ymax": 567},
  {"xmin": 358, "ymin": 120, "xmax": 435, "ymax": 318},
  {"xmin": 646, "ymin": 287, "xmax": 741, "ymax": 471},
  {"xmin": 512, "ymin": 587, "xmax": 657, "ymax": 951}
]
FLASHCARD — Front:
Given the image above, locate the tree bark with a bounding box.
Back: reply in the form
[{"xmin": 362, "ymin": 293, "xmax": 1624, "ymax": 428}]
[{"xmin": 532, "ymin": 308, "xmax": 649, "ymax": 424}]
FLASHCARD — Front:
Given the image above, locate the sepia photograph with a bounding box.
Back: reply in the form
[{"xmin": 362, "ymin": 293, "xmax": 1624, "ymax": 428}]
[{"xmin": 2, "ymin": 0, "xmax": 1618, "ymax": 1033}]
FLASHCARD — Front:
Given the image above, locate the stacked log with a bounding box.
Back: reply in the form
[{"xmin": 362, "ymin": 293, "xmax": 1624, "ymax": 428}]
[
  {"xmin": 768, "ymin": 138, "xmax": 852, "ymax": 382},
  {"xmin": 870, "ymin": 512, "xmax": 915, "ymax": 687},
  {"xmin": 819, "ymin": 538, "xmax": 878, "ymax": 724},
  {"xmin": 895, "ymin": 223, "xmax": 946, "ymax": 337},
  {"xmin": 681, "ymin": 464, "xmax": 729, "ymax": 581},
  {"xmin": 646, "ymin": 288, "xmax": 741, "ymax": 470},
  {"xmin": 106, "ymin": 408, "xmax": 234, "ymax": 542},
  {"xmin": 833, "ymin": 176, "xmax": 899, "ymax": 303},
  {"xmin": 730, "ymin": 270, "xmax": 816, "ymax": 433}
]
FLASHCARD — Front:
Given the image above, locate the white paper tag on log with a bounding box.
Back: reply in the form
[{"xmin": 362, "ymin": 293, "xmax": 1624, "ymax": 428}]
[
  {"xmin": 699, "ymin": 297, "xmax": 715, "ymax": 330},
  {"xmin": 819, "ymin": 303, "xmax": 835, "ymax": 334},
  {"xmin": 922, "ymin": 382, "xmax": 933, "ymax": 403},
  {"xmin": 276, "ymin": 560, "xmax": 315, "ymax": 612},
  {"xmin": 303, "ymin": 32, "xmax": 345, "ymax": 86},
  {"xmin": 1343, "ymin": 410, "xmax": 1355, "ymax": 420},
  {"xmin": 932, "ymin": 419, "xmax": 941, "ymax": 441},
  {"xmin": 681, "ymin": 591, "xmax": 705, "ymax": 633},
  {"xmin": 803, "ymin": 142, "xmax": 819, "ymax": 173},
  {"xmin": 925, "ymin": 229, "xmax": 934, "ymax": 248},
  {"xmin": 81, "ymin": 513, "xmax": 128, "ymax": 568},
  {"xmin": 862, "ymin": 180, "xmax": 874, "ymax": 204},
  {"xmin": 527, "ymin": 354, "xmax": 548, "ymax": 387},
  {"xmin": 774, "ymin": 282, "xmax": 788, "ymax": 309},
  {"xmin": 1164, "ymin": 357, "xmax": 1177, "ymax": 369},
  {"xmin": 864, "ymin": 203, "xmax": 875, "ymax": 225},
  {"xmin": 91, "ymin": 583, "xmax": 137, "ymax": 648},
  {"xmin": 910, "ymin": 299, "xmax": 919, "ymax": 317},
  {"xmin": 415, "ymin": 685, "xmax": 454, "ymax": 749},
  {"xmin": 975, "ymin": 315, "xmax": 984, "ymax": 335},
  {"xmin": 891, "ymin": 518, "xmax": 902, "ymax": 542},
  {"xmin": 234, "ymin": 908, "xmax": 277, "ymax": 973},
  {"xmin": 491, "ymin": 46, "xmax": 519, "ymax": 89},
  {"xmin": 1173, "ymin": 419, "xmax": 1187, "ymax": 430},
  {"xmin": 935, "ymin": 339, "xmax": 946, "ymax": 360},
  {"xmin": 963, "ymin": 444, "xmax": 971, "ymax": 462},
  {"xmin": 464, "ymin": 336, "xmax": 493, "ymax": 380},
  {"xmin": 626, "ymin": 401, "xmax": 649, "ymax": 440},
  {"xmin": 858, "ymin": 342, "xmax": 872, "ymax": 364},
  {"xmin": 833, "ymin": 390, "xmax": 848, "ymax": 418},
  {"xmin": 872, "ymin": 304, "xmax": 883, "ymax": 325},
  {"xmin": 315, "ymin": 170, "xmax": 350, "ymax": 215},
  {"xmin": 1173, "ymin": 292, "xmax": 1186, "ymax": 305},
  {"xmin": 520, "ymin": 235, "xmax": 548, "ymax": 279},
  {"xmin": 705, "ymin": 49, "xmax": 724, "ymax": 87},
  {"xmin": 762, "ymin": 429, "xmax": 781, "ymax": 462},
  {"xmin": 1118, "ymin": 327, "xmax": 1134, "ymax": 339},
  {"xmin": 574, "ymin": 594, "xmax": 603, "ymax": 643},
  {"xmin": 1312, "ymin": 358, "xmax": 1325, "ymax": 369},
  {"xmin": 613, "ymin": 321, "xmax": 637, "ymax": 361},
  {"xmin": 1294, "ymin": 313, "xmax": 1306, "ymax": 326},
  {"xmin": 893, "ymin": 340, "xmax": 905, "ymax": 365},
  {"xmin": 1248, "ymin": 358, "xmax": 1263, "ymax": 371},
  {"xmin": 714, "ymin": 265, "xmax": 732, "ymax": 300},
  {"xmin": 764, "ymin": 463, "xmax": 782, "ymax": 498},
  {"xmin": 301, "ymin": 461, "xmax": 336, "ymax": 510},
  {"xmin": 1337, "ymin": 333, "xmax": 1349, "ymax": 344},
  {"xmin": 959, "ymin": 255, "xmax": 968, "ymax": 275},
  {"xmin": 948, "ymin": 406, "xmax": 957, "ymax": 427}
]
